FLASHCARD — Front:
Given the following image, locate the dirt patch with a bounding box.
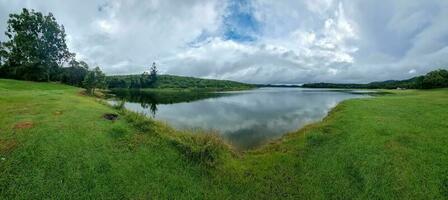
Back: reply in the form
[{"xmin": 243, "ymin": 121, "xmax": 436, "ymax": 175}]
[
  {"xmin": 103, "ymin": 113, "xmax": 119, "ymax": 121},
  {"xmin": 53, "ymin": 111, "xmax": 63, "ymax": 115},
  {"xmin": 13, "ymin": 121, "xmax": 34, "ymax": 130},
  {"xmin": 0, "ymin": 139, "xmax": 18, "ymax": 154}
]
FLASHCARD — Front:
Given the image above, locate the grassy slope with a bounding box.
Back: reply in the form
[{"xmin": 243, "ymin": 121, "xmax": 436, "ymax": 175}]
[
  {"xmin": 1, "ymin": 79, "xmax": 448, "ymax": 199},
  {"xmin": 0, "ymin": 79, "xmax": 224, "ymax": 199}
]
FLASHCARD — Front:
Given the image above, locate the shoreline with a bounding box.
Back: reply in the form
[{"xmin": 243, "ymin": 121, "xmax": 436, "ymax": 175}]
[{"xmin": 106, "ymin": 87, "xmax": 380, "ymax": 153}]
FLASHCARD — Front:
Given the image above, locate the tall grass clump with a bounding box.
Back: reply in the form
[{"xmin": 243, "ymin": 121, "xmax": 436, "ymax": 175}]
[
  {"xmin": 111, "ymin": 100, "xmax": 126, "ymax": 110},
  {"xmin": 170, "ymin": 132, "xmax": 232, "ymax": 167},
  {"xmin": 108, "ymin": 100, "xmax": 155, "ymax": 133},
  {"xmin": 121, "ymin": 110, "xmax": 156, "ymax": 133}
]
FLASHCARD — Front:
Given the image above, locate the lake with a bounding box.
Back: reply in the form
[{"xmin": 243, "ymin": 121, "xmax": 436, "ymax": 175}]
[{"xmin": 109, "ymin": 88, "xmax": 367, "ymax": 150}]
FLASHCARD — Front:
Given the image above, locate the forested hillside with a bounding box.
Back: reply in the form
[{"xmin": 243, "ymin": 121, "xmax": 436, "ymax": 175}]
[
  {"xmin": 303, "ymin": 69, "xmax": 448, "ymax": 89},
  {"xmin": 107, "ymin": 74, "xmax": 254, "ymax": 90}
]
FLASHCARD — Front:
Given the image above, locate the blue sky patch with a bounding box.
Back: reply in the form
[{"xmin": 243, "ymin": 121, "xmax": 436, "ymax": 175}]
[{"xmin": 222, "ymin": 0, "xmax": 261, "ymax": 42}]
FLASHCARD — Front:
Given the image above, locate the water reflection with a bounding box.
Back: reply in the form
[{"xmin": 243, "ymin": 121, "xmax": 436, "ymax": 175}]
[
  {"xmin": 110, "ymin": 89, "xmax": 232, "ymax": 117},
  {"xmin": 109, "ymin": 88, "xmax": 365, "ymax": 150}
]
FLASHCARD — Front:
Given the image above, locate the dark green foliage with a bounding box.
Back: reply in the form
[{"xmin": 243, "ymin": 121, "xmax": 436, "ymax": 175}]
[
  {"xmin": 0, "ymin": 9, "xmax": 95, "ymax": 88},
  {"xmin": 107, "ymin": 77, "xmax": 127, "ymax": 88},
  {"xmin": 129, "ymin": 78, "xmax": 141, "ymax": 88},
  {"xmin": 0, "ymin": 8, "xmax": 72, "ymax": 81},
  {"xmin": 107, "ymin": 74, "xmax": 254, "ymax": 90},
  {"xmin": 149, "ymin": 62, "xmax": 157, "ymax": 85},
  {"xmin": 60, "ymin": 59, "xmax": 89, "ymax": 87},
  {"xmin": 83, "ymin": 66, "xmax": 106, "ymax": 95},
  {"xmin": 422, "ymin": 69, "xmax": 448, "ymax": 89},
  {"xmin": 0, "ymin": 42, "xmax": 6, "ymax": 66},
  {"xmin": 303, "ymin": 69, "xmax": 448, "ymax": 89},
  {"xmin": 111, "ymin": 62, "xmax": 159, "ymax": 89}
]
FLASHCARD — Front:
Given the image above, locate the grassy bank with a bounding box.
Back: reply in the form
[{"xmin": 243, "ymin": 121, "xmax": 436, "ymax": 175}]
[{"xmin": 1, "ymin": 79, "xmax": 447, "ymax": 199}]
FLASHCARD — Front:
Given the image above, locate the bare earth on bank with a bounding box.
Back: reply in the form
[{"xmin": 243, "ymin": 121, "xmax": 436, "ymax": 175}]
[{"xmin": 0, "ymin": 79, "xmax": 447, "ymax": 199}]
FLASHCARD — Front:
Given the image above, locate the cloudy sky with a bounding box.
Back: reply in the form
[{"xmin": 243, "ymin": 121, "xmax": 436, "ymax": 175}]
[{"xmin": 1, "ymin": 0, "xmax": 447, "ymax": 84}]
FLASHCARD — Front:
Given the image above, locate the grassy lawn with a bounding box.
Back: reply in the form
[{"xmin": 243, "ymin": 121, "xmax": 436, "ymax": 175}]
[{"xmin": 1, "ymin": 79, "xmax": 447, "ymax": 199}]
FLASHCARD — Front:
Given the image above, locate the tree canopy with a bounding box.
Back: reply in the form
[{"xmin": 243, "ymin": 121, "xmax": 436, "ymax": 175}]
[
  {"xmin": 60, "ymin": 59, "xmax": 89, "ymax": 87},
  {"xmin": 422, "ymin": 69, "xmax": 448, "ymax": 89},
  {"xmin": 0, "ymin": 8, "xmax": 72, "ymax": 81},
  {"xmin": 83, "ymin": 67, "xmax": 106, "ymax": 95},
  {"xmin": 0, "ymin": 8, "xmax": 108, "ymax": 96}
]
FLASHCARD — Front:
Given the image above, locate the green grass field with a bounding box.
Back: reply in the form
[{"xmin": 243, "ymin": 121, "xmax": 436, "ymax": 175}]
[{"xmin": 1, "ymin": 79, "xmax": 447, "ymax": 199}]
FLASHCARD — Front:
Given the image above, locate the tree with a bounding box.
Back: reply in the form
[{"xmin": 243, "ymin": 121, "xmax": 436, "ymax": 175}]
[
  {"xmin": 0, "ymin": 42, "xmax": 6, "ymax": 77},
  {"xmin": 422, "ymin": 69, "xmax": 448, "ymax": 89},
  {"xmin": 0, "ymin": 42, "xmax": 5, "ymax": 65},
  {"xmin": 60, "ymin": 59, "xmax": 89, "ymax": 87},
  {"xmin": 140, "ymin": 71, "xmax": 150, "ymax": 88},
  {"xmin": 1, "ymin": 8, "xmax": 72, "ymax": 81},
  {"xmin": 130, "ymin": 78, "xmax": 141, "ymax": 89},
  {"xmin": 83, "ymin": 66, "xmax": 106, "ymax": 95},
  {"xmin": 149, "ymin": 62, "xmax": 158, "ymax": 87},
  {"xmin": 107, "ymin": 78, "xmax": 127, "ymax": 88}
]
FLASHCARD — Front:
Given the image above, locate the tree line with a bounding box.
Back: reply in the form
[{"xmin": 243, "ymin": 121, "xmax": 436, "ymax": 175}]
[
  {"xmin": 0, "ymin": 8, "xmax": 114, "ymax": 95},
  {"xmin": 303, "ymin": 69, "xmax": 448, "ymax": 89},
  {"xmin": 107, "ymin": 62, "xmax": 158, "ymax": 89}
]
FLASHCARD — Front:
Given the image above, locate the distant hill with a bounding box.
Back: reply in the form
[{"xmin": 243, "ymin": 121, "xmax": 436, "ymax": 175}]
[
  {"xmin": 302, "ymin": 69, "xmax": 448, "ymax": 89},
  {"xmin": 106, "ymin": 74, "xmax": 254, "ymax": 91},
  {"xmin": 255, "ymin": 84, "xmax": 302, "ymax": 88}
]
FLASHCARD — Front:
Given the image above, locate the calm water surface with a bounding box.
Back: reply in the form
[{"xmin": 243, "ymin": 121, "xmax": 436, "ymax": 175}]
[{"xmin": 110, "ymin": 88, "xmax": 366, "ymax": 150}]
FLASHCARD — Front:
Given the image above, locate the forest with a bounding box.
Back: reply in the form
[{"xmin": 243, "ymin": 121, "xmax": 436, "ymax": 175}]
[{"xmin": 303, "ymin": 69, "xmax": 448, "ymax": 89}]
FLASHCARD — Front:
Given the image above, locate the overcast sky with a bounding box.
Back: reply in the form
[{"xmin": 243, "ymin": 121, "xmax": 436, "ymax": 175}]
[{"xmin": 1, "ymin": 0, "xmax": 447, "ymax": 84}]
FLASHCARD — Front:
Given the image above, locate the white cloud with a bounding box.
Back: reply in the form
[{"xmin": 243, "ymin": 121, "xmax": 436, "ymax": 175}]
[
  {"xmin": 0, "ymin": 0, "xmax": 447, "ymax": 83},
  {"xmin": 305, "ymin": 0, "xmax": 334, "ymax": 15}
]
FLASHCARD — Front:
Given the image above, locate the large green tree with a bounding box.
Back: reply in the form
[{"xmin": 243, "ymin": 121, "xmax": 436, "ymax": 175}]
[
  {"xmin": 1, "ymin": 8, "xmax": 72, "ymax": 81},
  {"xmin": 60, "ymin": 59, "xmax": 89, "ymax": 87},
  {"xmin": 149, "ymin": 62, "xmax": 158, "ymax": 87},
  {"xmin": 83, "ymin": 66, "xmax": 106, "ymax": 95},
  {"xmin": 0, "ymin": 42, "xmax": 5, "ymax": 64}
]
